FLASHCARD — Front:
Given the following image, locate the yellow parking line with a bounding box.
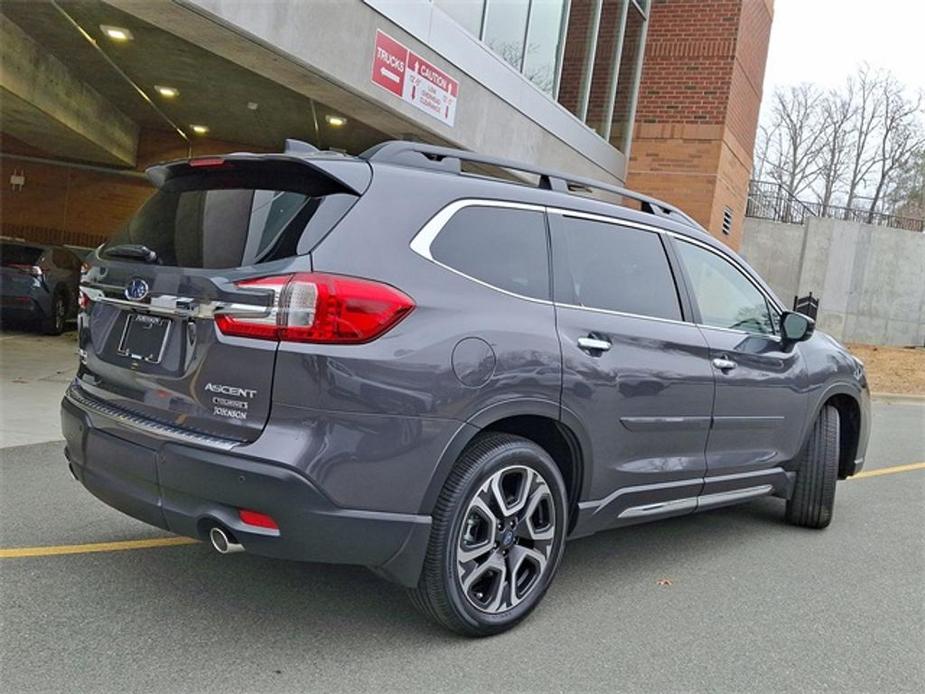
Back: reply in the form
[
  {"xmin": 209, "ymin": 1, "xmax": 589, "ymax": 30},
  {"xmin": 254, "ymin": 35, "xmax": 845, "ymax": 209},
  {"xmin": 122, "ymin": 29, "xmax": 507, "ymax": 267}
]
[
  {"xmin": 1, "ymin": 463, "xmax": 922, "ymax": 559},
  {"xmin": 851, "ymin": 461, "xmax": 925, "ymax": 480},
  {"xmin": 0, "ymin": 536, "xmax": 198, "ymax": 559}
]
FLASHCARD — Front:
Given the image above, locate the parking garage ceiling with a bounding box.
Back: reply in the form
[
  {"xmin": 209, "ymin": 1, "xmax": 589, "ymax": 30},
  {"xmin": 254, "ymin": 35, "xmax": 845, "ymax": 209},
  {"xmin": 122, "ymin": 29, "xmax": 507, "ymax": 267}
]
[{"xmin": 0, "ymin": 0, "xmax": 389, "ymax": 165}]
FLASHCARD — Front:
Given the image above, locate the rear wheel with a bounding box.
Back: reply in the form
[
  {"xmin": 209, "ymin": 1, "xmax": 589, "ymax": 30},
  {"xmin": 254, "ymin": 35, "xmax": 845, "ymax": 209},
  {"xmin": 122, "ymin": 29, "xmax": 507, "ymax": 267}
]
[
  {"xmin": 410, "ymin": 433, "xmax": 568, "ymax": 637},
  {"xmin": 42, "ymin": 289, "xmax": 67, "ymax": 335},
  {"xmin": 786, "ymin": 405, "xmax": 840, "ymax": 529}
]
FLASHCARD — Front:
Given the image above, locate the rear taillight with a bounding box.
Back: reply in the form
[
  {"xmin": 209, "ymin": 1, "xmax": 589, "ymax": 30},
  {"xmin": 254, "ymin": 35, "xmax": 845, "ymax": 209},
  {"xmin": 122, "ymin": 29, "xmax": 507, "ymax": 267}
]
[
  {"xmin": 78, "ymin": 288, "xmax": 91, "ymax": 311},
  {"xmin": 215, "ymin": 273, "xmax": 414, "ymax": 344}
]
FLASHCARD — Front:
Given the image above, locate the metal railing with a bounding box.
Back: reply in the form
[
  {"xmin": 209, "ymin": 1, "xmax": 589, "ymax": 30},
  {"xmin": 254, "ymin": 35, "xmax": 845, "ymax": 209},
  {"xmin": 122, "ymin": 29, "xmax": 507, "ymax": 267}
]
[{"xmin": 746, "ymin": 180, "xmax": 924, "ymax": 232}]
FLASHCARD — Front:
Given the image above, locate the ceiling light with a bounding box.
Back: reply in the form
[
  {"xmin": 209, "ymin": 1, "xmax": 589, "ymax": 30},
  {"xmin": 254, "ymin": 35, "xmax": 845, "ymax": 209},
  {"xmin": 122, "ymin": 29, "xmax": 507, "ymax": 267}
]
[
  {"xmin": 100, "ymin": 25, "xmax": 133, "ymax": 41},
  {"xmin": 325, "ymin": 115, "xmax": 347, "ymax": 127},
  {"xmin": 190, "ymin": 124, "xmax": 209, "ymax": 135},
  {"xmin": 154, "ymin": 85, "xmax": 179, "ymax": 98}
]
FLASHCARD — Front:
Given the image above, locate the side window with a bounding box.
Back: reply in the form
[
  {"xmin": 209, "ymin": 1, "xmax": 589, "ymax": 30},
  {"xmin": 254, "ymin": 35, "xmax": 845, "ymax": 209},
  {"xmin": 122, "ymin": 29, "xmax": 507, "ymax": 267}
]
[
  {"xmin": 430, "ymin": 206, "xmax": 550, "ymax": 300},
  {"xmin": 552, "ymin": 216, "xmax": 682, "ymax": 321},
  {"xmin": 675, "ymin": 240, "xmax": 775, "ymax": 334}
]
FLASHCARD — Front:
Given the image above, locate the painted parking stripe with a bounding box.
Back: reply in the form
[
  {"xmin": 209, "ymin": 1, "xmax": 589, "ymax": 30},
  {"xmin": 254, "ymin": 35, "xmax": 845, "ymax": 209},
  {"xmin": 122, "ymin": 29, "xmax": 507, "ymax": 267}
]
[
  {"xmin": 1, "ymin": 463, "xmax": 922, "ymax": 559},
  {"xmin": 850, "ymin": 461, "xmax": 925, "ymax": 480},
  {"xmin": 0, "ymin": 536, "xmax": 198, "ymax": 559}
]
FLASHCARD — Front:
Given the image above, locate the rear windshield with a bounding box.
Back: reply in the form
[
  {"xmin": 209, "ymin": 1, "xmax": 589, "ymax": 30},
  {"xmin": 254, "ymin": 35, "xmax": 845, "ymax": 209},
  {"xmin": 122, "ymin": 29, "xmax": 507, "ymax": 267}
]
[
  {"xmin": 2, "ymin": 244, "xmax": 43, "ymax": 266},
  {"xmin": 103, "ymin": 168, "xmax": 356, "ymax": 269}
]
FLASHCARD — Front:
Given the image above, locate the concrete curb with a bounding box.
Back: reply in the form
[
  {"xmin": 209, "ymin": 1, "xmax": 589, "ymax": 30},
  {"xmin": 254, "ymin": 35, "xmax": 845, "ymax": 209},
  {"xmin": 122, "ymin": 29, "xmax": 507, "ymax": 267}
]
[{"xmin": 871, "ymin": 393, "xmax": 925, "ymax": 405}]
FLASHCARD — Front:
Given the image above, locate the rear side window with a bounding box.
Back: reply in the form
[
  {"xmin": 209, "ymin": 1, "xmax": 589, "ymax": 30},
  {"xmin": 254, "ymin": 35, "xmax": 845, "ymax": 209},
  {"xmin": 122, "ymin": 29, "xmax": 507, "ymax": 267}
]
[
  {"xmin": 430, "ymin": 206, "xmax": 550, "ymax": 300},
  {"xmin": 104, "ymin": 169, "xmax": 356, "ymax": 269},
  {"xmin": 552, "ymin": 216, "xmax": 682, "ymax": 321}
]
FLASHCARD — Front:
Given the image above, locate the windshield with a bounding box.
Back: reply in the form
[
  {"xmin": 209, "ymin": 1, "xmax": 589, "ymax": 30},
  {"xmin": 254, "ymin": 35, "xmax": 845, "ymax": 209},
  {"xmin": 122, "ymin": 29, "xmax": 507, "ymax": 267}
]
[{"xmin": 102, "ymin": 169, "xmax": 356, "ymax": 269}]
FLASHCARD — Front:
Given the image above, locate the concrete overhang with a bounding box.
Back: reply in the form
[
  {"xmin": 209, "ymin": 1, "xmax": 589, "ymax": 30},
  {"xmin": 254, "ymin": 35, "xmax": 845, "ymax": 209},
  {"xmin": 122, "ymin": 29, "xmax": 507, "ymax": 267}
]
[
  {"xmin": 0, "ymin": 15, "xmax": 139, "ymax": 167},
  {"xmin": 104, "ymin": 0, "xmax": 625, "ymax": 183}
]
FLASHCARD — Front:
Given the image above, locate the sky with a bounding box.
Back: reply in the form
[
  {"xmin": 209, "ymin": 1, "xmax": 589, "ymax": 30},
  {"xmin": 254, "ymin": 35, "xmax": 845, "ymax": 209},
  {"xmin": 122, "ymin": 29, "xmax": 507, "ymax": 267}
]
[{"xmin": 762, "ymin": 0, "xmax": 925, "ymax": 98}]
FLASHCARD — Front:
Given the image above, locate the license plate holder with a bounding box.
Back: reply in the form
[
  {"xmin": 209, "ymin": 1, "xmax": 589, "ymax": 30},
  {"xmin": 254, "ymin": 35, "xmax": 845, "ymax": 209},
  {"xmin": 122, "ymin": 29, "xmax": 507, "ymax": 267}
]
[{"xmin": 117, "ymin": 313, "xmax": 171, "ymax": 364}]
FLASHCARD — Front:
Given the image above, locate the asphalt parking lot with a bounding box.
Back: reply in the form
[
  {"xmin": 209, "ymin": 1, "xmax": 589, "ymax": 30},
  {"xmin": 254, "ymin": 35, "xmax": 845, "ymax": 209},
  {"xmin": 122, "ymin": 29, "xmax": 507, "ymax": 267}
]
[{"xmin": 1, "ymin": 331, "xmax": 923, "ymax": 693}]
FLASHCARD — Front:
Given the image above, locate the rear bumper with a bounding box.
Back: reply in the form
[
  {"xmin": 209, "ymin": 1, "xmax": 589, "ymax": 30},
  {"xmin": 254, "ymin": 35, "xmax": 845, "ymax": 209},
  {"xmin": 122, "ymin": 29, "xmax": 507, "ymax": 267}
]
[
  {"xmin": 0, "ymin": 293, "xmax": 43, "ymax": 317},
  {"xmin": 61, "ymin": 391, "xmax": 432, "ymax": 587}
]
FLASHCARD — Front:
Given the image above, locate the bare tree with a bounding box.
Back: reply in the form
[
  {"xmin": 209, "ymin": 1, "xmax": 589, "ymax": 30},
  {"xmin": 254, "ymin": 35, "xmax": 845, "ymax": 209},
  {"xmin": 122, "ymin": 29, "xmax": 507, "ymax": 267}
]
[
  {"xmin": 865, "ymin": 80, "xmax": 924, "ymax": 221},
  {"xmin": 755, "ymin": 64, "xmax": 925, "ymax": 227},
  {"xmin": 765, "ymin": 84, "xmax": 826, "ymax": 201},
  {"xmin": 815, "ymin": 86, "xmax": 854, "ymax": 214},
  {"xmin": 844, "ymin": 65, "xmax": 886, "ymax": 209},
  {"xmin": 886, "ymin": 149, "xmax": 925, "ymax": 219},
  {"xmin": 753, "ymin": 121, "xmax": 779, "ymax": 181}
]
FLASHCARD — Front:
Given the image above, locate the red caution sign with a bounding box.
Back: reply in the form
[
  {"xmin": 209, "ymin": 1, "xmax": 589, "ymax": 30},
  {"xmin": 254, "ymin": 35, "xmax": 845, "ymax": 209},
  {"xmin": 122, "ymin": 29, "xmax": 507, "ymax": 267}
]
[{"xmin": 371, "ymin": 30, "xmax": 458, "ymax": 127}]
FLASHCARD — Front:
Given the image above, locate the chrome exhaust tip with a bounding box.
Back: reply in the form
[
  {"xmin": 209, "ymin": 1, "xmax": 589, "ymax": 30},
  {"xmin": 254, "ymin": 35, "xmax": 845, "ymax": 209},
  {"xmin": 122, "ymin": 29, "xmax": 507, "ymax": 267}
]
[{"xmin": 209, "ymin": 526, "xmax": 244, "ymax": 554}]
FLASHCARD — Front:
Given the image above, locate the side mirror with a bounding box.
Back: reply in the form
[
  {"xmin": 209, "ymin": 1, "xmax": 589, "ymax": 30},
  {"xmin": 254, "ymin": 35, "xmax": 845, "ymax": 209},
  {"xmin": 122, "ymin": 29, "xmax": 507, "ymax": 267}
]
[{"xmin": 780, "ymin": 311, "xmax": 815, "ymax": 343}]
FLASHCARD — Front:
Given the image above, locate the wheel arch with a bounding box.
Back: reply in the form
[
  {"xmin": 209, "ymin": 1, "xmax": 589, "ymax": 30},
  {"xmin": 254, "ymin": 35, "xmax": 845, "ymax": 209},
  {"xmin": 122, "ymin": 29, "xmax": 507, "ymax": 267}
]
[
  {"xmin": 419, "ymin": 399, "xmax": 591, "ymax": 531},
  {"xmin": 803, "ymin": 382, "xmax": 864, "ymax": 480}
]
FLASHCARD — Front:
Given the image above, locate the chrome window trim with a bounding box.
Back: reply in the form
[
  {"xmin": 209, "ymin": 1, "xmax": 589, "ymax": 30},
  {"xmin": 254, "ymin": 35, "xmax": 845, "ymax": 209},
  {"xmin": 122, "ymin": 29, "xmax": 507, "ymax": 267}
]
[
  {"xmin": 411, "ymin": 198, "xmax": 784, "ymax": 334},
  {"xmin": 555, "ymin": 301, "xmax": 691, "ymax": 328},
  {"xmin": 547, "ymin": 206, "xmax": 668, "ymax": 234},
  {"xmin": 410, "ymin": 198, "xmax": 702, "ymax": 322}
]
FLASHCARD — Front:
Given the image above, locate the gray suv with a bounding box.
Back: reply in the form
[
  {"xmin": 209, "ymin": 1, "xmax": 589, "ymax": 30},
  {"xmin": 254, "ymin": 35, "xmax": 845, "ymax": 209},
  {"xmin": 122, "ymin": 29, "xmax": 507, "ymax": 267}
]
[
  {"xmin": 61, "ymin": 141, "xmax": 870, "ymax": 636},
  {"xmin": 1, "ymin": 240, "xmax": 82, "ymax": 334}
]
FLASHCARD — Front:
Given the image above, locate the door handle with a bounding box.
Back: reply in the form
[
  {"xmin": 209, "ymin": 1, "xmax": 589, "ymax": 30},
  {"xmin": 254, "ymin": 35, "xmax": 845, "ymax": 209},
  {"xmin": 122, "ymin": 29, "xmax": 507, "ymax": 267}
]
[
  {"xmin": 578, "ymin": 336, "xmax": 612, "ymax": 353},
  {"xmin": 712, "ymin": 357, "xmax": 737, "ymax": 371}
]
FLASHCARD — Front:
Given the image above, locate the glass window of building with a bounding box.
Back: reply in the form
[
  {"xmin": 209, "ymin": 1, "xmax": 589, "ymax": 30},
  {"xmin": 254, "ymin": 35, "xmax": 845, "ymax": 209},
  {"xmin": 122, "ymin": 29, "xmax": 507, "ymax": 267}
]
[
  {"xmin": 481, "ymin": 0, "xmax": 531, "ymax": 70},
  {"xmin": 435, "ymin": 0, "xmax": 486, "ymax": 36},
  {"xmin": 522, "ymin": 1, "xmax": 567, "ymax": 95},
  {"xmin": 609, "ymin": 0, "xmax": 646, "ymax": 151}
]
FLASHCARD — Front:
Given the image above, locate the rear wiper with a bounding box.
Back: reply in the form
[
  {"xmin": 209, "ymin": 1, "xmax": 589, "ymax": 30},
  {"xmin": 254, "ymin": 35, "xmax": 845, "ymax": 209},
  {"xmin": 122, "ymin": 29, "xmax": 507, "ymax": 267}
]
[{"xmin": 102, "ymin": 244, "xmax": 159, "ymax": 264}]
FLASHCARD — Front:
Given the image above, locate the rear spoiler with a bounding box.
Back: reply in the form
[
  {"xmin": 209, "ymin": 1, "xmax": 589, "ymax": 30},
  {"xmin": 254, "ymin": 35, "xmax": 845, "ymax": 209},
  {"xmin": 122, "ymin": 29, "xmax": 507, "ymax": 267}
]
[{"xmin": 146, "ymin": 152, "xmax": 372, "ymax": 196}]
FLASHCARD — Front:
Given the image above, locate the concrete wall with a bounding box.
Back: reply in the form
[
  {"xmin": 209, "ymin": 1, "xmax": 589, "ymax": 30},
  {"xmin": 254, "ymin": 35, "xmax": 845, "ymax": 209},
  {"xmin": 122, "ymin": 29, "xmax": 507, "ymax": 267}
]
[{"xmin": 741, "ymin": 217, "xmax": 925, "ymax": 346}]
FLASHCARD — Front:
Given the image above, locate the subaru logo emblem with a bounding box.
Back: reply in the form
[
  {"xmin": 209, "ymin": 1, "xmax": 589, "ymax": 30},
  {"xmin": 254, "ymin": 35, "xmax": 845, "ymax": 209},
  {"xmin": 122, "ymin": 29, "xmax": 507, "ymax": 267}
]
[{"xmin": 124, "ymin": 279, "xmax": 149, "ymax": 301}]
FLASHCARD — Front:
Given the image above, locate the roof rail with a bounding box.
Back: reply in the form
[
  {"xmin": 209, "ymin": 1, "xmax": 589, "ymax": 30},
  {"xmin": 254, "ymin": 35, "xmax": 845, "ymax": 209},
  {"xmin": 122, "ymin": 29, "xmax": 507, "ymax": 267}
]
[{"xmin": 359, "ymin": 140, "xmax": 701, "ymax": 229}]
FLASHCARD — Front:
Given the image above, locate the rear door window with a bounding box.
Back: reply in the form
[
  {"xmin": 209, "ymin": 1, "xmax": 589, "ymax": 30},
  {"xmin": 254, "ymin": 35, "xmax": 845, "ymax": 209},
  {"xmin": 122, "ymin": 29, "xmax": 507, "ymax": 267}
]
[
  {"xmin": 103, "ymin": 170, "xmax": 356, "ymax": 269},
  {"xmin": 551, "ymin": 215, "xmax": 683, "ymax": 321},
  {"xmin": 429, "ymin": 205, "xmax": 550, "ymax": 300}
]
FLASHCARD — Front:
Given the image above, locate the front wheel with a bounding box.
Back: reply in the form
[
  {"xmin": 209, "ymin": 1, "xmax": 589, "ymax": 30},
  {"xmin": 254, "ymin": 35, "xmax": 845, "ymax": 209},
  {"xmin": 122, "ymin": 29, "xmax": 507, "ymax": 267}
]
[
  {"xmin": 410, "ymin": 433, "xmax": 568, "ymax": 636},
  {"xmin": 786, "ymin": 405, "xmax": 840, "ymax": 529}
]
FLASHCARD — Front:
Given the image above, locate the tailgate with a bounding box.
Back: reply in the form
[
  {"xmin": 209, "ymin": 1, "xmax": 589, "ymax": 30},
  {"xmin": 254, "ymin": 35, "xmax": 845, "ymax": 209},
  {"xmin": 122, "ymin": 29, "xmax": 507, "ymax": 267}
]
[{"xmin": 74, "ymin": 154, "xmax": 369, "ymax": 442}]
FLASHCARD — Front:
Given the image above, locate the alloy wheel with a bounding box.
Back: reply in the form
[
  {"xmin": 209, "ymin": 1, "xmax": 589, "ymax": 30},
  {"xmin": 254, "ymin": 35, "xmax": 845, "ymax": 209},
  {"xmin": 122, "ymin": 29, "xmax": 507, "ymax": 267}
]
[{"xmin": 455, "ymin": 465, "xmax": 557, "ymax": 614}]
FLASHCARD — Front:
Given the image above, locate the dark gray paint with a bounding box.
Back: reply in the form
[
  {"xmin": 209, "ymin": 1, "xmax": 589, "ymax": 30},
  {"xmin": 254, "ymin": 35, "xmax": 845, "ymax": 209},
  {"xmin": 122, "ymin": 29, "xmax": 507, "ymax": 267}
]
[{"xmin": 62, "ymin": 146, "xmax": 871, "ymax": 587}]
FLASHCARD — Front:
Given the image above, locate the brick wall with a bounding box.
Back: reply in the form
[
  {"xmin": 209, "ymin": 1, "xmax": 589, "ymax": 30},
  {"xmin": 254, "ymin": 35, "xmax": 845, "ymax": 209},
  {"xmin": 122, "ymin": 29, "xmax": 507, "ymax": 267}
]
[
  {"xmin": 0, "ymin": 129, "xmax": 269, "ymax": 247},
  {"xmin": 626, "ymin": 0, "xmax": 773, "ymax": 249}
]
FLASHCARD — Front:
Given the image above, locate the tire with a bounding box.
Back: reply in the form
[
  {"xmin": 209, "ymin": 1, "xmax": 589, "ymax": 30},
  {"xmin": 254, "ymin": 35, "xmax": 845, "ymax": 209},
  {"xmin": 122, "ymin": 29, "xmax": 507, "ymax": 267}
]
[
  {"xmin": 42, "ymin": 289, "xmax": 67, "ymax": 335},
  {"xmin": 410, "ymin": 433, "xmax": 568, "ymax": 637},
  {"xmin": 786, "ymin": 405, "xmax": 840, "ymax": 529}
]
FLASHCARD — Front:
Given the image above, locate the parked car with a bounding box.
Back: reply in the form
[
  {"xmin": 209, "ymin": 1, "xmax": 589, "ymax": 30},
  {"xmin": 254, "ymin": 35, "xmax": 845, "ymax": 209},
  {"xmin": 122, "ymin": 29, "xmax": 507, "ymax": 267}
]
[
  {"xmin": 61, "ymin": 140, "xmax": 870, "ymax": 636},
  {"xmin": 1, "ymin": 239, "xmax": 81, "ymax": 334}
]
